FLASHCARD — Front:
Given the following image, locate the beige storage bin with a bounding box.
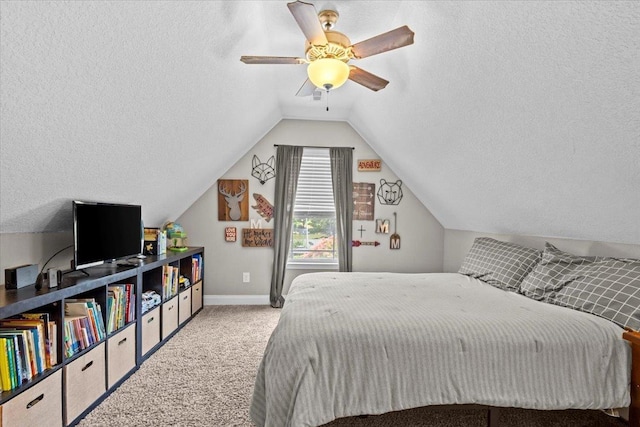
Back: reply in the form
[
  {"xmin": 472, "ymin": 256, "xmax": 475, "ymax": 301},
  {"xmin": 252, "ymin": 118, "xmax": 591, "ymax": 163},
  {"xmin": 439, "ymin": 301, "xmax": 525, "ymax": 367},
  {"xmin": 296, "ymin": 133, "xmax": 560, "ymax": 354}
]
[
  {"xmin": 107, "ymin": 324, "xmax": 136, "ymax": 388},
  {"xmin": 178, "ymin": 289, "xmax": 191, "ymax": 325},
  {"xmin": 64, "ymin": 343, "xmax": 106, "ymax": 425},
  {"xmin": 191, "ymin": 282, "xmax": 203, "ymax": 314},
  {"xmin": 161, "ymin": 298, "xmax": 178, "ymax": 340},
  {"xmin": 1, "ymin": 369, "xmax": 62, "ymax": 427},
  {"xmin": 141, "ymin": 307, "xmax": 160, "ymax": 356}
]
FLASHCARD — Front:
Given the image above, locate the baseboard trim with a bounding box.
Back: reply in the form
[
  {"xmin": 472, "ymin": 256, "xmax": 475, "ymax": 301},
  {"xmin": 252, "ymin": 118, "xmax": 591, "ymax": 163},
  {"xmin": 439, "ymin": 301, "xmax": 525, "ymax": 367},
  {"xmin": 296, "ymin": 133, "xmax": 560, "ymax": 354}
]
[{"xmin": 204, "ymin": 295, "xmax": 270, "ymax": 305}]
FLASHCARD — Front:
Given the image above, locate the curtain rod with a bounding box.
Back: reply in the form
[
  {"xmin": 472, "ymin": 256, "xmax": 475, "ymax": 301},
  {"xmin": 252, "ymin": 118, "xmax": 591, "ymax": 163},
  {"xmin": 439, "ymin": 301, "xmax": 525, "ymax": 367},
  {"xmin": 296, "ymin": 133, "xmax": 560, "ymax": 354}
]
[{"xmin": 273, "ymin": 144, "xmax": 354, "ymax": 150}]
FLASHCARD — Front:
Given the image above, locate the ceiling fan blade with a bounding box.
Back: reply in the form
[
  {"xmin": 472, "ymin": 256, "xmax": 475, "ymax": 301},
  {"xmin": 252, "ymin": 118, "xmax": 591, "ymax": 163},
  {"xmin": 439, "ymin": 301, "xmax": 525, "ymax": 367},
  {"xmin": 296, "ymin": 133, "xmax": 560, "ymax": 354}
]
[
  {"xmin": 351, "ymin": 25, "xmax": 415, "ymax": 59},
  {"xmin": 349, "ymin": 66, "xmax": 389, "ymax": 91},
  {"xmin": 240, "ymin": 56, "xmax": 305, "ymax": 65},
  {"xmin": 295, "ymin": 78, "xmax": 317, "ymax": 97},
  {"xmin": 287, "ymin": 1, "xmax": 328, "ymax": 46}
]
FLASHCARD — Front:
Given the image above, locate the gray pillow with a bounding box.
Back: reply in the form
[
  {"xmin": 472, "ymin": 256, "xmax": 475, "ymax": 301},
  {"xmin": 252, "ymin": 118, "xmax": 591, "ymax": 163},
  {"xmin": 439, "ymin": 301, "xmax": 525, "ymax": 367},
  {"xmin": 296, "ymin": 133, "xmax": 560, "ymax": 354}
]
[
  {"xmin": 521, "ymin": 242, "xmax": 640, "ymax": 331},
  {"xmin": 519, "ymin": 242, "xmax": 601, "ymax": 300},
  {"xmin": 458, "ymin": 237, "xmax": 542, "ymax": 291}
]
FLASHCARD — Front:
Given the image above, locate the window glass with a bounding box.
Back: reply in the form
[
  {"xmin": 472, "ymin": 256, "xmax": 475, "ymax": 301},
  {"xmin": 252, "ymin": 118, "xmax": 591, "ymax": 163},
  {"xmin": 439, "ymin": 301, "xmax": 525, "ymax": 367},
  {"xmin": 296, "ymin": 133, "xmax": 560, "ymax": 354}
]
[{"xmin": 288, "ymin": 148, "xmax": 338, "ymax": 264}]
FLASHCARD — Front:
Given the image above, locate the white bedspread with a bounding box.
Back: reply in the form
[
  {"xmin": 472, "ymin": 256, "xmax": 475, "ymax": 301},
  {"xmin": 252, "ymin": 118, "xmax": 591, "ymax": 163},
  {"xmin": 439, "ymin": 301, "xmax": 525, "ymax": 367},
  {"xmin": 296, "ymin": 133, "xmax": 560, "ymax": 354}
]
[{"xmin": 250, "ymin": 272, "xmax": 631, "ymax": 427}]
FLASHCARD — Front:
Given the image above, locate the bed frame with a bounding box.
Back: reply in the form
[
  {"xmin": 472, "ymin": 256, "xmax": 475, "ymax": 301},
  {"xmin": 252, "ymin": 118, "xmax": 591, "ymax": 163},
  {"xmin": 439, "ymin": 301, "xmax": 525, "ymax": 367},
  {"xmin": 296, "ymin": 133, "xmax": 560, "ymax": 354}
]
[{"xmin": 623, "ymin": 329, "xmax": 640, "ymax": 427}]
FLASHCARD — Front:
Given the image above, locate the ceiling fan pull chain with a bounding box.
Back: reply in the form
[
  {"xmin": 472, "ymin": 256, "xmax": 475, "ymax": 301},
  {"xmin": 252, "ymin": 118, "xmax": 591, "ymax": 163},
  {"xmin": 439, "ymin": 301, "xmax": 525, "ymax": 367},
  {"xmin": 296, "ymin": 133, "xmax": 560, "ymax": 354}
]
[{"xmin": 326, "ymin": 89, "xmax": 330, "ymax": 112}]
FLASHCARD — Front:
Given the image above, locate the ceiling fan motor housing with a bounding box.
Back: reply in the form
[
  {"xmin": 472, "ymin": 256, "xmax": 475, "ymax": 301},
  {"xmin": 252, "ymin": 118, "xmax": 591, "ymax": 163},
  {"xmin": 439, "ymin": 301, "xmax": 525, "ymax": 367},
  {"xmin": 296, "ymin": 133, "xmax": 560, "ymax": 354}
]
[{"xmin": 305, "ymin": 30, "xmax": 352, "ymax": 63}]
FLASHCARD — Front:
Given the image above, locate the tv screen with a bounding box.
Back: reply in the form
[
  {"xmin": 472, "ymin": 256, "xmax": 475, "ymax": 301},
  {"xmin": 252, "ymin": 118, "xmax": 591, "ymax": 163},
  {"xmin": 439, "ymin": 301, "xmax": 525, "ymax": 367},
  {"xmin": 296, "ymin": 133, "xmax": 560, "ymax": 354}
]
[{"xmin": 73, "ymin": 201, "xmax": 142, "ymax": 270}]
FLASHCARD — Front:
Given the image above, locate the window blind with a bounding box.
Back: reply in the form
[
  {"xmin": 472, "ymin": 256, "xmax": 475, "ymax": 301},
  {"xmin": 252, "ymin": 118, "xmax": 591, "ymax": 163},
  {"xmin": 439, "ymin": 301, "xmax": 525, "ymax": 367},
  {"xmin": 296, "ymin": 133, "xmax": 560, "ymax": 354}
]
[{"xmin": 294, "ymin": 148, "xmax": 335, "ymax": 217}]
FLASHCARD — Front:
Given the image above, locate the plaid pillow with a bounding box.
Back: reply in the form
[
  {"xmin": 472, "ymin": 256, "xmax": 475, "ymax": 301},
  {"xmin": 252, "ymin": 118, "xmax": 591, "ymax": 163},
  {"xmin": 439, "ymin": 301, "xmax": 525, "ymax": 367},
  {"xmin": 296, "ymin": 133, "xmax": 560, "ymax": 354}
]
[
  {"xmin": 519, "ymin": 243, "xmax": 602, "ymax": 300},
  {"xmin": 521, "ymin": 243, "xmax": 640, "ymax": 330},
  {"xmin": 458, "ymin": 237, "xmax": 542, "ymax": 291}
]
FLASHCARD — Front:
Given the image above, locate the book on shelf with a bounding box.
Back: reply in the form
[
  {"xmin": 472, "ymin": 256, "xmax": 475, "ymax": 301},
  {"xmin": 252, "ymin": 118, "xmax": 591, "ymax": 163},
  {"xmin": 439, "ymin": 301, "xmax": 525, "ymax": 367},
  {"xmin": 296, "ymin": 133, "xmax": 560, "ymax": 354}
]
[
  {"xmin": 8, "ymin": 329, "xmax": 36, "ymax": 380},
  {"xmin": 15, "ymin": 312, "xmax": 54, "ymax": 368},
  {"xmin": 64, "ymin": 299, "xmax": 105, "ymax": 357},
  {"xmin": 65, "ymin": 299, "xmax": 106, "ymax": 341},
  {"xmin": 65, "ymin": 315, "xmax": 93, "ymax": 354},
  {"xmin": 1, "ymin": 337, "xmax": 17, "ymax": 390},
  {"xmin": 0, "ymin": 318, "xmax": 48, "ymax": 375},
  {"xmin": 0, "ymin": 331, "xmax": 29, "ymax": 384},
  {"xmin": 0, "ymin": 337, "xmax": 14, "ymax": 391},
  {"xmin": 0, "ymin": 318, "xmax": 52, "ymax": 391},
  {"xmin": 192, "ymin": 254, "xmax": 203, "ymax": 283},
  {"xmin": 162, "ymin": 266, "xmax": 179, "ymax": 300},
  {"xmin": 0, "ymin": 332, "xmax": 24, "ymax": 389},
  {"xmin": 0, "ymin": 317, "xmax": 60, "ymax": 390},
  {"xmin": 107, "ymin": 283, "xmax": 135, "ymax": 334}
]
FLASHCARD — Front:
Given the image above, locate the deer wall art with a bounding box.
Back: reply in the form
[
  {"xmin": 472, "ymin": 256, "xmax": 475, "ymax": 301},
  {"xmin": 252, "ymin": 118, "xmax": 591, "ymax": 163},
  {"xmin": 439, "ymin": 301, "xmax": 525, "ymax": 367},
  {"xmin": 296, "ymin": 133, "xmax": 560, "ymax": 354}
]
[{"xmin": 218, "ymin": 179, "xmax": 249, "ymax": 221}]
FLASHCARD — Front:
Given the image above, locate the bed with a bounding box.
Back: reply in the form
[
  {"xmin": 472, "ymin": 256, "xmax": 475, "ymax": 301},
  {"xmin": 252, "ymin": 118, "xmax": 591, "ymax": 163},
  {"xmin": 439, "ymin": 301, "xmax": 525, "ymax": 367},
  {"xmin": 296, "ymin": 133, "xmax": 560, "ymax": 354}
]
[{"xmin": 250, "ymin": 239, "xmax": 640, "ymax": 427}]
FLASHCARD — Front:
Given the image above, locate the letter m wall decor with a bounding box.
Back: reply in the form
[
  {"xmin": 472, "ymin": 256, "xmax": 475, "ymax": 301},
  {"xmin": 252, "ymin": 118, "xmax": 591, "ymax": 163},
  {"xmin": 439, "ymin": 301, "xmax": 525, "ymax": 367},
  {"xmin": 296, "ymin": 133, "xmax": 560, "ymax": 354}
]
[{"xmin": 218, "ymin": 179, "xmax": 249, "ymax": 221}]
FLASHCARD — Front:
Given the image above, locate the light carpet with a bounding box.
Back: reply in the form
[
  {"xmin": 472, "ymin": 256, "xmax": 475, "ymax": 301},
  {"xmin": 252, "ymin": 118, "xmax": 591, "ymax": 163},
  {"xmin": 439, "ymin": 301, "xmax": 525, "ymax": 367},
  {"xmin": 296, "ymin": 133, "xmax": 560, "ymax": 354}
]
[{"xmin": 78, "ymin": 306, "xmax": 627, "ymax": 427}]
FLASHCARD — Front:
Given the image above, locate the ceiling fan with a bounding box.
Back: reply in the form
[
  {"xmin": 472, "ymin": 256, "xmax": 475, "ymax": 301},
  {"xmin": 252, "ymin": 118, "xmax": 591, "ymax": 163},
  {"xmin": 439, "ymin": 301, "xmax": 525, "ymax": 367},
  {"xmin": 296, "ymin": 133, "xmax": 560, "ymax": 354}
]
[{"xmin": 240, "ymin": 1, "xmax": 415, "ymax": 96}]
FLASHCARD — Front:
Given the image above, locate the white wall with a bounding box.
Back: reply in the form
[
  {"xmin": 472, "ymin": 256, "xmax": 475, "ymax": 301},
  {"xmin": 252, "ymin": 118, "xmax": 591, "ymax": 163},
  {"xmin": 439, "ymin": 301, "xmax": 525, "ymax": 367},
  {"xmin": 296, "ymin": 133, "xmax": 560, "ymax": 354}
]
[
  {"xmin": 177, "ymin": 119, "xmax": 445, "ymax": 300},
  {"xmin": 443, "ymin": 229, "xmax": 640, "ymax": 273}
]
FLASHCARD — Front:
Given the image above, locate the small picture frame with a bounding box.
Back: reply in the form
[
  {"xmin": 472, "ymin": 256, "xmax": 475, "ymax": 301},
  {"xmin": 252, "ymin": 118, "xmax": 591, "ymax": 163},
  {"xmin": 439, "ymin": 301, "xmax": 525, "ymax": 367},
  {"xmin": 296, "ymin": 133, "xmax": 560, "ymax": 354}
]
[{"xmin": 225, "ymin": 227, "xmax": 237, "ymax": 242}]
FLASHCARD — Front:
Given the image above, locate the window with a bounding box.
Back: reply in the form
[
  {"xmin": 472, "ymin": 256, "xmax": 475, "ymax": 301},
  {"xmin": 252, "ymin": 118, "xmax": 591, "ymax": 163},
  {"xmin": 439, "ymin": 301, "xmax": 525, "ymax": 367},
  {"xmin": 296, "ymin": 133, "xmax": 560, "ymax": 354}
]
[{"xmin": 288, "ymin": 148, "xmax": 338, "ymax": 266}]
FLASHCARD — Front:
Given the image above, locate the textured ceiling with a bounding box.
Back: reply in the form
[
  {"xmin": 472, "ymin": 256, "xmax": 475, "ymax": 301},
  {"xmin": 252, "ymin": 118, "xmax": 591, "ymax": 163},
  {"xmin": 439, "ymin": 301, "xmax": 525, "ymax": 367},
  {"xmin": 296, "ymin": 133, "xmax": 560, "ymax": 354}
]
[{"xmin": 1, "ymin": 1, "xmax": 639, "ymax": 245}]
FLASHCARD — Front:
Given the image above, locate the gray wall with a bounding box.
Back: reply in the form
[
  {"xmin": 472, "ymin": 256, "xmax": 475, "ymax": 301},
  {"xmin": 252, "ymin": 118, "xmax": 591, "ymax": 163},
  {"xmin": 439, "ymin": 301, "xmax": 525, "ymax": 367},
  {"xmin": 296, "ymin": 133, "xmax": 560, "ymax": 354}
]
[
  {"xmin": 0, "ymin": 232, "xmax": 73, "ymax": 278},
  {"xmin": 443, "ymin": 229, "xmax": 640, "ymax": 273},
  {"xmin": 5, "ymin": 117, "xmax": 639, "ymax": 297},
  {"xmin": 177, "ymin": 119, "xmax": 445, "ymax": 300}
]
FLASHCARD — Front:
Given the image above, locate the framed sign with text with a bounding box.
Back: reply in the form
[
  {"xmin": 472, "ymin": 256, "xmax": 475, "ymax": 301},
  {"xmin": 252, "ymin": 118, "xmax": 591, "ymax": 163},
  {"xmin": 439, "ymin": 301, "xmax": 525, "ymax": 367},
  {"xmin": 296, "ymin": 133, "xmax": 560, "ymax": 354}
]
[
  {"xmin": 242, "ymin": 228, "xmax": 273, "ymax": 247},
  {"xmin": 357, "ymin": 159, "xmax": 381, "ymax": 172}
]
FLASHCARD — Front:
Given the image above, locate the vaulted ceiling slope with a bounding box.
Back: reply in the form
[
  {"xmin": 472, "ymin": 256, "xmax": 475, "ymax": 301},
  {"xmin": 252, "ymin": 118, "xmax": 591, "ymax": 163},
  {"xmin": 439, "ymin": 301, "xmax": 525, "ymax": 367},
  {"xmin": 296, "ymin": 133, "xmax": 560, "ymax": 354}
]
[{"xmin": 1, "ymin": 1, "xmax": 639, "ymax": 245}]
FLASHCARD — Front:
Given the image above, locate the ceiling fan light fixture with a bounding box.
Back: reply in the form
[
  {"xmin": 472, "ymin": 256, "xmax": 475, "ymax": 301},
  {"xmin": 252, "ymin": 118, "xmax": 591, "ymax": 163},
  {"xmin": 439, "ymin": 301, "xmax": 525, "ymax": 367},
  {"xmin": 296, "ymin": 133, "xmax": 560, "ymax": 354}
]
[{"xmin": 307, "ymin": 58, "xmax": 350, "ymax": 91}]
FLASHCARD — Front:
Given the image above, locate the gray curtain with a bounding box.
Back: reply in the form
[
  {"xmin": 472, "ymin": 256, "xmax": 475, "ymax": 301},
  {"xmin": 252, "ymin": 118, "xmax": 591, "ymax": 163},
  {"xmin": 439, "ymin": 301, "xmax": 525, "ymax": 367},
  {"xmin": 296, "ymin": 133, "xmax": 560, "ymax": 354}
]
[
  {"xmin": 330, "ymin": 147, "xmax": 353, "ymax": 272},
  {"xmin": 270, "ymin": 145, "xmax": 303, "ymax": 308}
]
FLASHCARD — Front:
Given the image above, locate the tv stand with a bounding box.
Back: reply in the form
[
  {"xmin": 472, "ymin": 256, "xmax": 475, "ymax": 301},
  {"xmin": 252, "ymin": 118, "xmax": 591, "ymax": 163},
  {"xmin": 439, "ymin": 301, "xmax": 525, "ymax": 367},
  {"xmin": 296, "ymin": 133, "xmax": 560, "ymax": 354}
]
[{"xmin": 0, "ymin": 247, "xmax": 204, "ymax": 427}]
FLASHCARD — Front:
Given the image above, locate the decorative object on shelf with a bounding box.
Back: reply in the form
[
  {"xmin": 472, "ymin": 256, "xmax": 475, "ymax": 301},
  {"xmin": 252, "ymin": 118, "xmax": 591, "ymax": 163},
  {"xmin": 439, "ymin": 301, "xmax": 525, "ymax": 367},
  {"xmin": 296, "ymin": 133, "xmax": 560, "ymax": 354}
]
[
  {"xmin": 163, "ymin": 222, "xmax": 188, "ymax": 252},
  {"xmin": 353, "ymin": 182, "xmax": 375, "ymax": 220},
  {"xmin": 357, "ymin": 159, "xmax": 381, "ymax": 172},
  {"xmin": 218, "ymin": 179, "xmax": 249, "ymax": 221},
  {"xmin": 179, "ymin": 276, "xmax": 191, "ymax": 289},
  {"xmin": 377, "ymin": 179, "xmax": 403, "ymax": 205},
  {"xmin": 251, "ymin": 193, "xmax": 274, "ymax": 222},
  {"xmin": 251, "ymin": 155, "xmax": 276, "ymax": 185},
  {"xmin": 141, "ymin": 290, "xmax": 162, "ymax": 314},
  {"xmin": 352, "ymin": 240, "xmax": 380, "ymax": 247},
  {"xmin": 225, "ymin": 227, "xmax": 237, "ymax": 242},
  {"xmin": 242, "ymin": 228, "xmax": 274, "ymax": 247},
  {"xmin": 390, "ymin": 212, "xmax": 401, "ymax": 250},
  {"xmin": 376, "ymin": 219, "xmax": 390, "ymax": 234},
  {"xmin": 144, "ymin": 228, "xmax": 167, "ymax": 255}
]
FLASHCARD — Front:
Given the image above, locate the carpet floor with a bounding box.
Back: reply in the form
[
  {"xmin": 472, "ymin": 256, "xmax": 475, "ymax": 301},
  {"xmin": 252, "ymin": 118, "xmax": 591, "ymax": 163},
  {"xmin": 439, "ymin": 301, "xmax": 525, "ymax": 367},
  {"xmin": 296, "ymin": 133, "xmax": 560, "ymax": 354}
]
[{"xmin": 77, "ymin": 306, "xmax": 627, "ymax": 427}]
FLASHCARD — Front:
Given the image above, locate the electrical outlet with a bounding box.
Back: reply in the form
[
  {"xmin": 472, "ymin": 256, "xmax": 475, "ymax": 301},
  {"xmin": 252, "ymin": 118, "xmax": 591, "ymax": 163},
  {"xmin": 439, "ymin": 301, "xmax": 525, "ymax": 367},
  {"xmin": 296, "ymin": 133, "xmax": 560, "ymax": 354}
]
[{"xmin": 243, "ymin": 272, "xmax": 250, "ymax": 283}]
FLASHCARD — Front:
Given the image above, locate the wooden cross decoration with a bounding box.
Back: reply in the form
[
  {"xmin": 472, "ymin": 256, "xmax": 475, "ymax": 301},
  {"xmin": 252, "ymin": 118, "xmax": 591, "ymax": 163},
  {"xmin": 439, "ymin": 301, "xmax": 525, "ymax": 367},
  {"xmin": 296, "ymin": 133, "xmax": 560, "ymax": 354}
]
[{"xmin": 357, "ymin": 225, "xmax": 366, "ymax": 238}]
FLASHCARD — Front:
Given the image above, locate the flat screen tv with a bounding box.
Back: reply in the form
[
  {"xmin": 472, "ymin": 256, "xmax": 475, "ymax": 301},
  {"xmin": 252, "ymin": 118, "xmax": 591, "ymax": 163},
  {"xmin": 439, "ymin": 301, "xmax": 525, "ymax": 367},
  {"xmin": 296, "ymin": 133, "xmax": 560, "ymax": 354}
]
[{"xmin": 73, "ymin": 201, "xmax": 142, "ymax": 270}]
